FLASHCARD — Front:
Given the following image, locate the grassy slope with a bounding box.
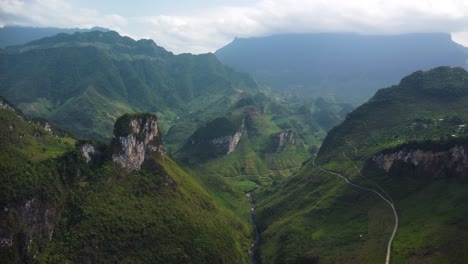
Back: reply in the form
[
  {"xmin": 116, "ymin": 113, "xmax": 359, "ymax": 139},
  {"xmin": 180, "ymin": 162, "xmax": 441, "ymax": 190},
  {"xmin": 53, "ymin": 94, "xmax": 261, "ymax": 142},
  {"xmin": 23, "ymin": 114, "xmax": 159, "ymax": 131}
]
[
  {"xmin": 0, "ymin": 31, "xmax": 260, "ymax": 141},
  {"xmin": 319, "ymin": 67, "xmax": 468, "ymax": 163},
  {"xmin": 0, "ymin": 108, "xmax": 75, "ymax": 161},
  {"xmin": 0, "ymin": 108, "xmax": 76, "ymax": 206},
  {"xmin": 257, "ymin": 159, "xmax": 468, "ymax": 263},
  {"xmin": 0, "ymin": 107, "xmax": 253, "ymax": 263},
  {"xmin": 177, "ymin": 93, "xmax": 330, "ymax": 190},
  {"xmin": 41, "ymin": 157, "xmax": 252, "ymax": 263},
  {"xmin": 0, "ymin": 108, "xmax": 79, "ymax": 262},
  {"xmin": 0, "ymin": 31, "xmax": 348, "ymax": 188},
  {"xmin": 255, "ymin": 67, "xmax": 468, "ymax": 263}
]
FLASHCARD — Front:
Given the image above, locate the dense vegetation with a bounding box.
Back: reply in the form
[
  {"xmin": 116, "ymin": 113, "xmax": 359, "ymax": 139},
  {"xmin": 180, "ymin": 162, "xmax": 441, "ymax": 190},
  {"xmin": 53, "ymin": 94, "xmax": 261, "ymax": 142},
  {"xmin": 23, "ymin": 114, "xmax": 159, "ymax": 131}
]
[
  {"xmin": 0, "ymin": 105, "xmax": 252, "ymax": 263},
  {"xmin": 0, "ymin": 30, "xmax": 260, "ymax": 141},
  {"xmin": 175, "ymin": 93, "xmax": 338, "ymax": 188},
  {"xmin": 319, "ymin": 66, "xmax": 468, "ymax": 162},
  {"xmin": 0, "ymin": 30, "xmax": 351, "ymax": 190},
  {"xmin": 255, "ymin": 67, "xmax": 468, "ymax": 263},
  {"xmin": 0, "ymin": 25, "xmax": 109, "ymax": 48},
  {"xmin": 3, "ymin": 26, "xmax": 468, "ymax": 264}
]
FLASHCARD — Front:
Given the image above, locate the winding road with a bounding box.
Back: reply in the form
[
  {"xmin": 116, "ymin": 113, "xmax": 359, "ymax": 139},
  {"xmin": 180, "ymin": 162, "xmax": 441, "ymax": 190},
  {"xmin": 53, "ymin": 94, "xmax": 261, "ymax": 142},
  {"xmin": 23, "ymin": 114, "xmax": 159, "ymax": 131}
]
[{"xmin": 312, "ymin": 155, "xmax": 398, "ymax": 264}]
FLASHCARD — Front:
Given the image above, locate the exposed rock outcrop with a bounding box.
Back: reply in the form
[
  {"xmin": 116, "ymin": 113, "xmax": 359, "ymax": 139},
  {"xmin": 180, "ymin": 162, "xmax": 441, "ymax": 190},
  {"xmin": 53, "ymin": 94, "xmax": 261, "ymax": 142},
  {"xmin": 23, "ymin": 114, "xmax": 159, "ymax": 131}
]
[
  {"xmin": 0, "ymin": 99, "xmax": 15, "ymax": 112},
  {"xmin": 270, "ymin": 131, "xmax": 297, "ymax": 152},
  {"xmin": 371, "ymin": 144, "xmax": 468, "ymax": 180},
  {"xmin": 80, "ymin": 142, "xmax": 101, "ymax": 163},
  {"xmin": 208, "ymin": 119, "xmax": 245, "ymax": 155},
  {"xmin": 112, "ymin": 114, "xmax": 164, "ymax": 172},
  {"xmin": 0, "ymin": 96, "xmax": 23, "ymax": 117},
  {"xmin": 177, "ymin": 117, "xmax": 245, "ymax": 163},
  {"xmin": 31, "ymin": 118, "xmax": 70, "ymax": 137},
  {"xmin": 0, "ymin": 198, "xmax": 59, "ymax": 260},
  {"xmin": 1, "ymin": 96, "xmax": 69, "ymax": 137}
]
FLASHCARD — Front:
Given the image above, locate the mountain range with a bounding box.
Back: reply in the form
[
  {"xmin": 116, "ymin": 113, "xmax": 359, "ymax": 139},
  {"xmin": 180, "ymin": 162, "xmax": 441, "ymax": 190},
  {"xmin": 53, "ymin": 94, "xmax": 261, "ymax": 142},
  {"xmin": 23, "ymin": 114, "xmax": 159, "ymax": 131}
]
[
  {"xmin": 255, "ymin": 66, "xmax": 468, "ymax": 263},
  {"xmin": 0, "ymin": 30, "xmax": 259, "ymax": 141},
  {"xmin": 1, "ymin": 26, "xmax": 468, "ymax": 264},
  {"xmin": 216, "ymin": 33, "xmax": 468, "ymax": 103},
  {"xmin": 0, "ymin": 29, "xmax": 351, "ymax": 184},
  {"xmin": 0, "ymin": 26, "xmax": 109, "ymax": 48}
]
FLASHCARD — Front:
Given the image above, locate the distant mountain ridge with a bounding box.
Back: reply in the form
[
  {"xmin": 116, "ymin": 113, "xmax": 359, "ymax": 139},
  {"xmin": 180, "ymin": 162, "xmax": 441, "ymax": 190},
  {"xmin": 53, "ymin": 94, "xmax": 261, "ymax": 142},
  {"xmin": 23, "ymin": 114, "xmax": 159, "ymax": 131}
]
[
  {"xmin": 0, "ymin": 30, "xmax": 260, "ymax": 140},
  {"xmin": 216, "ymin": 33, "xmax": 468, "ymax": 102},
  {"xmin": 0, "ymin": 25, "xmax": 109, "ymax": 48},
  {"xmin": 0, "ymin": 29, "xmax": 350, "ymax": 184}
]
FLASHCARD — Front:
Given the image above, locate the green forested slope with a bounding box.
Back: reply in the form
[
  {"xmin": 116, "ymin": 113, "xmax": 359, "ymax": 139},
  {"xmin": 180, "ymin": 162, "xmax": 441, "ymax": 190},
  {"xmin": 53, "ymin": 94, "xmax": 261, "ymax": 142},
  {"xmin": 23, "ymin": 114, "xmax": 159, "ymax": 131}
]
[
  {"xmin": 0, "ymin": 31, "xmax": 352, "ymax": 186},
  {"xmin": 0, "ymin": 103, "xmax": 252, "ymax": 263},
  {"xmin": 255, "ymin": 67, "xmax": 468, "ymax": 264},
  {"xmin": 0, "ymin": 31, "xmax": 259, "ymax": 140}
]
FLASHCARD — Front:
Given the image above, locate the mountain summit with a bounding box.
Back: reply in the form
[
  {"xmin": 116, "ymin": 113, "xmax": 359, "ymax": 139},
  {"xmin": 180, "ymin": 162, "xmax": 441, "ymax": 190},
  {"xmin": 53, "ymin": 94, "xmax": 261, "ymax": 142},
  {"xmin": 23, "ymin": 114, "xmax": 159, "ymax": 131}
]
[
  {"xmin": 0, "ymin": 25, "xmax": 109, "ymax": 48},
  {"xmin": 0, "ymin": 30, "xmax": 260, "ymax": 140}
]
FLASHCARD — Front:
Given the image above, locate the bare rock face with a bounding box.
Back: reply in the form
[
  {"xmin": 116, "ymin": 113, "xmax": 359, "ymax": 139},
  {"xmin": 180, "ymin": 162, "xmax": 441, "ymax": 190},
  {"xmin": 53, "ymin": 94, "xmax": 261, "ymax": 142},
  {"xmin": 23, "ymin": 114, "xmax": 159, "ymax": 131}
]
[
  {"xmin": 209, "ymin": 119, "xmax": 245, "ymax": 155},
  {"xmin": 0, "ymin": 198, "xmax": 59, "ymax": 260},
  {"xmin": 178, "ymin": 117, "xmax": 245, "ymax": 163},
  {"xmin": 372, "ymin": 144, "xmax": 468, "ymax": 179},
  {"xmin": 0, "ymin": 96, "xmax": 23, "ymax": 117},
  {"xmin": 0, "ymin": 99, "xmax": 15, "ymax": 112},
  {"xmin": 1, "ymin": 96, "xmax": 69, "ymax": 137},
  {"xmin": 271, "ymin": 131, "xmax": 297, "ymax": 152},
  {"xmin": 112, "ymin": 114, "xmax": 163, "ymax": 172},
  {"xmin": 80, "ymin": 142, "xmax": 101, "ymax": 163}
]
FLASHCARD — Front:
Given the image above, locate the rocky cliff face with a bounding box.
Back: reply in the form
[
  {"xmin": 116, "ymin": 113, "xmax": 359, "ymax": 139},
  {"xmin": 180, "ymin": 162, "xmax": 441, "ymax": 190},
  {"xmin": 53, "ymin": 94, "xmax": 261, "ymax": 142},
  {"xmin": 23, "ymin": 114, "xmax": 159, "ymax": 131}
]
[
  {"xmin": 79, "ymin": 141, "xmax": 101, "ymax": 163},
  {"xmin": 112, "ymin": 114, "xmax": 163, "ymax": 172},
  {"xmin": 270, "ymin": 131, "xmax": 297, "ymax": 152},
  {"xmin": 0, "ymin": 99, "xmax": 15, "ymax": 112},
  {"xmin": 0, "ymin": 198, "xmax": 59, "ymax": 261},
  {"xmin": 371, "ymin": 144, "xmax": 468, "ymax": 180},
  {"xmin": 178, "ymin": 117, "xmax": 245, "ymax": 163},
  {"xmin": 208, "ymin": 119, "xmax": 245, "ymax": 155},
  {"xmin": 31, "ymin": 118, "xmax": 70, "ymax": 137},
  {"xmin": 0, "ymin": 96, "xmax": 23, "ymax": 117},
  {"xmin": 1, "ymin": 96, "xmax": 68, "ymax": 137}
]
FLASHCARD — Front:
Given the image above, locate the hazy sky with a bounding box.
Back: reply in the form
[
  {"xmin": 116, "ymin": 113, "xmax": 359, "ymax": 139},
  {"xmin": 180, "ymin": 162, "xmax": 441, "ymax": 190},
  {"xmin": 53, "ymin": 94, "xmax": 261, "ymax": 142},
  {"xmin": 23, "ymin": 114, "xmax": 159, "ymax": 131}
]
[{"xmin": 2, "ymin": 0, "xmax": 468, "ymax": 54}]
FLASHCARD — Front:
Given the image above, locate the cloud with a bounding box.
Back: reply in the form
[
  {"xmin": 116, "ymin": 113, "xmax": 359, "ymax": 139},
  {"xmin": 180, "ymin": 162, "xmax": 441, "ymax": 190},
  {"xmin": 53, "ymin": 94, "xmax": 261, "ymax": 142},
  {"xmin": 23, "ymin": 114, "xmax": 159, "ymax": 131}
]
[
  {"xmin": 131, "ymin": 0, "xmax": 468, "ymax": 53},
  {"xmin": 2, "ymin": 0, "xmax": 468, "ymax": 54},
  {"xmin": 0, "ymin": 0, "xmax": 128, "ymax": 34}
]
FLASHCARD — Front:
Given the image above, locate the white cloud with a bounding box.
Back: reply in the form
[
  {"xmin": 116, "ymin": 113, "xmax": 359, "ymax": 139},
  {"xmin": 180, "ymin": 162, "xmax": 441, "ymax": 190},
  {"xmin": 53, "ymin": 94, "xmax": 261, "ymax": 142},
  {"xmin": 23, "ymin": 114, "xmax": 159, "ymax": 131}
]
[
  {"xmin": 131, "ymin": 0, "xmax": 468, "ymax": 53},
  {"xmin": 2, "ymin": 0, "xmax": 468, "ymax": 53},
  {"xmin": 0, "ymin": 0, "xmax": 128, "ymax": 34}
]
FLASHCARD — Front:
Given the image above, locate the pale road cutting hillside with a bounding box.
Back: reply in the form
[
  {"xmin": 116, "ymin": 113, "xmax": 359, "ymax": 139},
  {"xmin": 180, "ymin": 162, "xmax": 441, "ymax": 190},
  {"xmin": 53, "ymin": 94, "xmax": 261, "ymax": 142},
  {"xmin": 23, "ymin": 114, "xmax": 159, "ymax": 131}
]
[{"xmin": 312, "ymin": 155, "xmax": 399, "ymax": 264}]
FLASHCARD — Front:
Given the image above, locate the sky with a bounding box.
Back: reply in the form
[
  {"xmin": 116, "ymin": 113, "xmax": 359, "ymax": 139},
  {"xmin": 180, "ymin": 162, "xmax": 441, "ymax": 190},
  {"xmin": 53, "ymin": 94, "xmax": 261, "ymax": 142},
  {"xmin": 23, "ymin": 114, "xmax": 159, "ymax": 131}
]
[{"xmin": 1, "ymin": 0, "xmax": 468, "ymax": 54}]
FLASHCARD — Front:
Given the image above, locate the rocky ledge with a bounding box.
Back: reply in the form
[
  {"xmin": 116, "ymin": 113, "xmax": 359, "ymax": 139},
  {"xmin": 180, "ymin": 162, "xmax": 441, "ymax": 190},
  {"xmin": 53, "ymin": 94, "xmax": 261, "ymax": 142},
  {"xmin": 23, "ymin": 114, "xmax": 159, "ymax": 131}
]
[
  {"xmin": 371, "ymin": 143, "xmax": 468, "ymax": 180},
  {"xmin": 270, "ymin": 131, "xmax": 298, "ymax": 152},
  {"xmin": 79, "ymin": 141, "xmax": 102, "ymax": 163},
  {"xmin": 208, "ymin": 119, "xmax": 245, "ymax": 155},
  {"xmin": 112, "ymin": 113, "xmax": 164, "ymax": 172}
]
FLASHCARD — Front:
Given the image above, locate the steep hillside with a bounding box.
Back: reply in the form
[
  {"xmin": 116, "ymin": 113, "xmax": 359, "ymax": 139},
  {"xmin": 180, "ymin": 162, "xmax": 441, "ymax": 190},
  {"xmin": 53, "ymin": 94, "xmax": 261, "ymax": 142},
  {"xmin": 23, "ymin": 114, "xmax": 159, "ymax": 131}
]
[
  {"xmin": 0, "ymin": 30, "xmax": 260, "ymax": 140},
  {"xmin": 255, "ymin": 67, "xmax": 468, "ymax": 263},
  {"xmin": 0, "ymin": 30, "xmax": 353, "ymax": 184},
  {"xmin": 216, "ymin": 33, "xmax": 468, "ymax": 102},
  {"xmin": 0, "ymin": 102, "xmax": 252, "ymax": 263},
  {"xmin": 319, "ymin": 66, "xmax": 468, "ymax": 162},
  {"xmin": 174, "ymin": 92, "xmax": 342, "ymax": 188}
]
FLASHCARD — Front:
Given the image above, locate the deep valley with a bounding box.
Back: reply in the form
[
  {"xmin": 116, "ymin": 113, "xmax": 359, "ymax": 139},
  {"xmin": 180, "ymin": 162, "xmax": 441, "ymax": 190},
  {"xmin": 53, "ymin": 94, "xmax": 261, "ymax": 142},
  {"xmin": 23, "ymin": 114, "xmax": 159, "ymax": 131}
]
[{"xmin": 1, "ymin": 25, "xmax": 468, "ymax": 264}]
